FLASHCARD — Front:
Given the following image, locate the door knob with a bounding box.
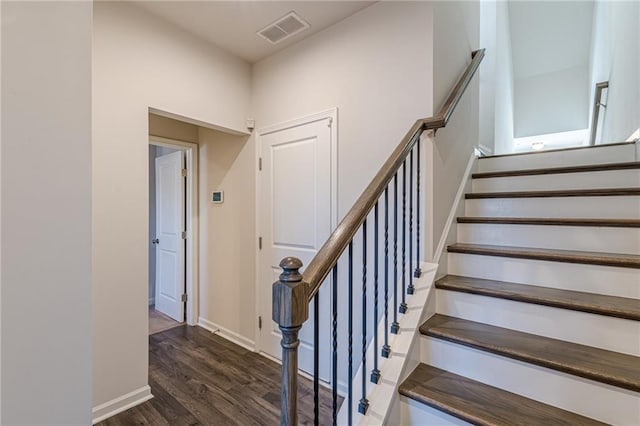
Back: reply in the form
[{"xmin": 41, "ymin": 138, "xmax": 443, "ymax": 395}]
[{"xmin": 152, "ymin": 238, "xmax": 159, "ymax": 245}]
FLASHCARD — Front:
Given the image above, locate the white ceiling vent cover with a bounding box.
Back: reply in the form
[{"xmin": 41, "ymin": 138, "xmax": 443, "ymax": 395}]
[{"xmin": 258, "ymin": 12, "xmax": 310, "ymax": 44}]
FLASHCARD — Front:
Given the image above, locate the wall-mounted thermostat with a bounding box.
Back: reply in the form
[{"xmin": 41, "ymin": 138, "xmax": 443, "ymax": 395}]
[{"xmin": 212, "ymin": 191, "xmax": 224, "ymax": 204}]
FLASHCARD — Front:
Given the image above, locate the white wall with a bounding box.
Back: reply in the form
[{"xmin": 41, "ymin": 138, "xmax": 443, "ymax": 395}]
[
  {"xmin": 92, "ymin": 1, "xmax": 251, "ymax": 415},
  {"xmin": 479, "ymin": 1, "xmax": 515, "ymax": 155},
  {"xmin": 197, "ymin": 128, "xmax": 254, "ymax": 343},
  {"xmin": 431, "ymin": 1, "xmax": 481, "ymax": 252},
  {"xmin": 253, "ymin": 2, "xmax": 434, "ymax": 217},
  {"xmin": 509, "ymin": 1, "xmax": 594, "ymax": 138},
  {"xmin": 1, "ymin": 2, "xmax": 92, "ymax": 423},
  {"xmin": 588, "ymin": 0, "xmax": 640, "ymax": 143},
  {"xmin": 478, "ymin": 1, "xmax": 497, "ymax": 154},
  {"xmin": 494, "ymin": 1, "xmax": 515, "ymax": 153},
  {"xmin": 514, "ymin": 65, "xmax": 589, "ymax": 137}
]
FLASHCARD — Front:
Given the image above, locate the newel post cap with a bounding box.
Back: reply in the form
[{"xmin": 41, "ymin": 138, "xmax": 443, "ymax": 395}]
[{"xmin": 272, "ymin": 257, "xmax": 309, "ymax": 327}]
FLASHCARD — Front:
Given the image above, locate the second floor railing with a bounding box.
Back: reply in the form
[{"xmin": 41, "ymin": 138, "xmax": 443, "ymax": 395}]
[{"xmin": 273, "ymin": 48, "xmax": 485, "ymax": 425}]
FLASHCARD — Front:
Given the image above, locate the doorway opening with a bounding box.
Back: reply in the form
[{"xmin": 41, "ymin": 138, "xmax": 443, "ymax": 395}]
[{"xmin": 148, "ymin": 136, "xmax": 199, "ymax": 334}]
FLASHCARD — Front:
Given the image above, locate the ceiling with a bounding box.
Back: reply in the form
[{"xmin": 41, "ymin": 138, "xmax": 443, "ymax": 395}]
[
  {"xmin": 132, "ymin": 1, "xmax": 376, "ymax": 63},
  {"xmin": 509, "ymin": 1, "xmax": 594, "ymax": 80}
]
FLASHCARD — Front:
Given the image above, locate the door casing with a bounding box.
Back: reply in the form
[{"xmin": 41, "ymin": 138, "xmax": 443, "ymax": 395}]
[{"xmin": 149, "ymin": 136, "xmax": 199, "ymax": 326}]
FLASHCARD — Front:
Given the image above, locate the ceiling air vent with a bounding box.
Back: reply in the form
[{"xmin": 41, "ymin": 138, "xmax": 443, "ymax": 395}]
[{"xmin": 257, "ymin": 12, "xmax": 310, "ymax": 44}]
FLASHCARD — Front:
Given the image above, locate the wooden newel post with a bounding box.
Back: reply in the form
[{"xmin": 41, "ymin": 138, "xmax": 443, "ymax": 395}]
[{"xmin": 272, "ymin": 257, "xmax": 309, "ymax": 426}]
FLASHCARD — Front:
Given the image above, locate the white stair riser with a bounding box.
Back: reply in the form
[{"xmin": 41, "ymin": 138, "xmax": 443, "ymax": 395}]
[
  {"xmin": 420, "ymin": 337, "xmax": 640, "ymax": 425},
  {"xmin": 399, "ymin": 397, "xmax": 470, "ymax": 426},
  {"xmin": 447, "ymin": 253, "xmax": 640, "ymax": 299},
  {"xmin": 478, "ymin": 144, "xmax": 636, "ymax": 172},
  {"xmin": 472, "ymin": 169, "xmax": 640, "ymax": 193},
  {"xmin": 457, "ymin": 223, "xmax": 640, "ymax": 255},
  {"xmin": 436, "ymin": 290, "xmax": 640, "ymax": 356},
  {"xmin": 465, "ymin": 196, "xmax": 640, "ymax": 218}
]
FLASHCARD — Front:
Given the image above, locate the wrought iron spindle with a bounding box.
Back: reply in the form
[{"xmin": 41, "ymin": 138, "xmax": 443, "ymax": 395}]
[
  {"xmin": 391, "ymin": 174, "xmax": 399, "ymax": 334},
  {"xmin": 414, "ymin": 140, "xmax": 422, "ymax": 279},
  {"xmin": 371, "ymin": 203, "xmax": 381, "ymax": 381},
  {"xmin": 408, "ymin": 148, "xmax": 415, "ymax": 295},
  {"xmin": 348, "ymin": 242, "xmax": 354, "ymax": 425},
  {"xmin": 313, "ymin": 293, "xmax": 319, "ymax": 426},
  {"xmin": 332, "ymin": 265, "xmax": 338, "ymax": 426},
  {"xmin": 382, "ymin": 188, "xmax": 391, "ymax": 357},
  {"xmin": 399, "ymin": 161, "xmax": 408, "ymax": 314},
  {"xmin": 358, "ymin": 222, "xmax": 369, "ymax": 414}
]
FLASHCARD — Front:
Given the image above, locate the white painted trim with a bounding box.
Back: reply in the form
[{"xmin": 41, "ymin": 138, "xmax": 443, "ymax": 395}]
[
  {"xmin": 198, "ymin": 317, "xmax": 256, "ymax": 352},
  {"xmin": 433, "ymin": 150, "xmax": 478, "ymax": 263},
  {"xmin": 149, "ymin": 107, "xmax": 250, "ymax": 136},
  {"xmin": 257, "ymin": 107, "xmax": 338, "ymax": 137},
  {"xmin": 254, "ymin": 108, "xmax": 339, "ymax": 357},
  {"xmin": 149, "ymin": 136, "xmax": 199, "ymax": 326},
  {"xmin": 92, "ymin": 385, "xmax": 153, "ymax": 424},
  {"xmin": 148, "ymin": 297, "xmax": 155, "ymax": 306}
]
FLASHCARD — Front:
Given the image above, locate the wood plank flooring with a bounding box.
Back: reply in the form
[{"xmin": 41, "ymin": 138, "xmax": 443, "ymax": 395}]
[
  {"xmin": 98, "ymin": 325, "xmax": 337, "ymax": 425},
  {"xmin": 149, "ymin": 307, "xmax": 182, "ymax": 335}
]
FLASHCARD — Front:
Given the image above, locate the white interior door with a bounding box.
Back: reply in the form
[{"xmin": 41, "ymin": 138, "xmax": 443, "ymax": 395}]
[
  {"xmin": 259, "ymin": 114, "xmax": 335, "ymax": 382},
  {"xmin": 155, "ymin": 150, "xmax": 186, "ymax": 322}
]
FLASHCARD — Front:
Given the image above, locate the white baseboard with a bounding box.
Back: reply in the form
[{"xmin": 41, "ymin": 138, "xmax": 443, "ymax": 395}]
[
  {"xmin": 198, "ymin": 317, "xmax": 256, "ymax": 352},
  {"xmin": 148, "ymin": 297, "xmax": 155, "ymax": 306},
  {"xmin": 92, "ymin": 385, "xmax": 153, "ymax": 424}
]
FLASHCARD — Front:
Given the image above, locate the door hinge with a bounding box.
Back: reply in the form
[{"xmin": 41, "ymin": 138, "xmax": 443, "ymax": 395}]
[
  {"xmin": 258, "ymin": 157, "xmax": 262, "ymax": 171},
  {"xmin": 181, "ymin": 231, "xmax": 187, "ymax": 239},
  {"xmin": 181, "ymin": 168, "xmax": 188, "ymax": 177},
  {"xmin": 258, "ymin": 316, "xmax": 262, "ymax": 330},
  {"xmin": 258, "ymin": 236, "xmax": 262, "ymax": 250},
  {"xmin": 181, "ymin": 294, "xmax": 188, "ymax": 302}
]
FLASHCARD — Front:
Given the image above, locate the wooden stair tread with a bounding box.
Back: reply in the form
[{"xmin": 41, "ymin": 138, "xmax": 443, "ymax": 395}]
[
  {"xmin": 466, "ymin": 187, "xmax": 640, "ymax": 199},
  {"xmin": 447, "ymin": 243, "xmax": 640, "ymax": 269},
  {"xmin": 399, "ymin": 363, "xmax": 606, "ymax": 426},
  {"xmin": 472, "ymin": 161, "xmax": 640, "ymax": 179},
  {"xmin": 457, "ymin": 217, "xmax": 640, "ymax": 227},
  {"xmin": 479, "ymin": 141, "xmax": 635, "ymax": 159},
  {"xmin": 420, "ymin": 315, "xmax": 640, "ymax": 392},
  {"xmin": 435, "ymin": 275, "xmax": 640, "ymax": 321}
]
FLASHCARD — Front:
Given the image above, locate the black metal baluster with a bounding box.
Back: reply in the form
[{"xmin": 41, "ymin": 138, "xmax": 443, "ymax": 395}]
[
  {"xmin": 358, "ymin": 222, "xmax": 369, "ymax": 415},
  {"xmin": 313, "ymin": 293, "xmax": 319, "ymax": 426},
  {"xmin": 399, "ymin": 161, "xmax": 408, "ymax": 314},
  {"xmin": 332, "ymin": 265, "xmax": 338, "ymax": 426},
  {"xmin": 391, "ymin": 174, "xmax": 400, "ymax": 335},
  {"xmin": 371, "ymin": 203, "xmax": 381, "ymax": 382},
  {"xmin": 408, "ymin": 148, "xmax": 415, "ymax": 295},
  {"xmin": 348, "ymin": 242, "xmax": 354, "ymax": 425},
  {"xmin": 382, "ymin": 188, "xmax": 391, "ymax": 357},
  {"xmin": 414, "ymin": 140, "xmax": 422, "ymax": 279}
]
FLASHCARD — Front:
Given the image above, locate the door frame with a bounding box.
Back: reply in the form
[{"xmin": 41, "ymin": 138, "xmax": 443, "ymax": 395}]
[
  {"xmin": 254, "ymin": 107, "xmax": 338, "ymax": 355},
  {"xmin": 149, "ymin": 135, "xmax": 199, "ymax": 325}
]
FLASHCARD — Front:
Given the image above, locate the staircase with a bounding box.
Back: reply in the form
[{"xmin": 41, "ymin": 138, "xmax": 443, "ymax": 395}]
[{"xmin": 399, "ymin": 142, "xmax": 640, "ymax": 425}]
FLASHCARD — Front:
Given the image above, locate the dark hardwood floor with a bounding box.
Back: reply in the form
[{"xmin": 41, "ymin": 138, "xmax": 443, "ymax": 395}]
[{"xmin": 98, "ymin": 325, "xmax": 336, "ymax": 425}]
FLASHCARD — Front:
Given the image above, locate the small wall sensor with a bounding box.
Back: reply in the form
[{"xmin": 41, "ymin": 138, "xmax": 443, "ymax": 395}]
[
  {"xmin": 212, "ymin": 191, "xmax": 224, "ymax": 204},
  {"xmin": 246, "ymin": 118, "xmax": 255, "ymax": 131}
]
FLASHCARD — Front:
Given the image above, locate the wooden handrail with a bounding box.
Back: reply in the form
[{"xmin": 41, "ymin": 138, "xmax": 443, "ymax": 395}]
[
  {"xmin": 273, "ymin": 48, "xmax": 485, "ymax": 426},
  {"xmin": 305, "ymin": 48, "xmax": 485, "ymax": 299}
]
